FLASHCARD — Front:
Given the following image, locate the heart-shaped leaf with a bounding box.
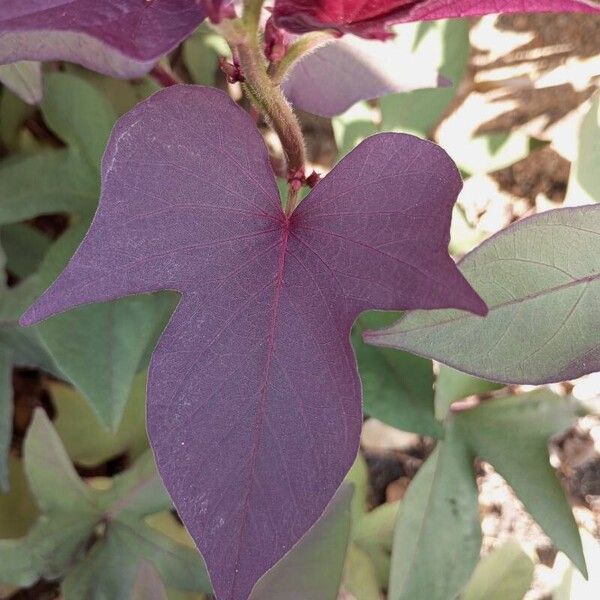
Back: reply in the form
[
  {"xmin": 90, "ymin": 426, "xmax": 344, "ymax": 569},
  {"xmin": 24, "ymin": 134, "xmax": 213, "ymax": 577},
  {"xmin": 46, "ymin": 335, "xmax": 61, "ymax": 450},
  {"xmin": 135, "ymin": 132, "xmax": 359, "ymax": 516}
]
[
  {"xmin": 273, "ymin": 0, "xmax": 599, "ymax": 39},
  {"xmin": 20, "ymin": 85, "xmax": 485, "ymax": 599},
  {"xmin": 367, "ymin": 205, "xmax": 600, "ymax": 384},
  {"xmin": 0, "ymin": 409, "xmax": 211, "ymax": 598},
  {"xmin": 281, "ymin": 34, "xmax": 446, "ymax": 117},
  {"xmin": 0, "ymin": 0, "xmax": 205, "ymax": 78}
]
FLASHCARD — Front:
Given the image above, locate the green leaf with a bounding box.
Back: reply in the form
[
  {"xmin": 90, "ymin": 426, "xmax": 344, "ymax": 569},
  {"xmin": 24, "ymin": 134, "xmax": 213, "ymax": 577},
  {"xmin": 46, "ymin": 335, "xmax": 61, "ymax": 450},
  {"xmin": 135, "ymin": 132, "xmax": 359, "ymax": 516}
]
[
  {"xmin": 0, "ymin": 348, "xmax": 11, "ymax": 490},
  {"xmin": 389, "ymin": 428, "xmax": 481, "ymax": 600},
  {"xmin": 51, "ymin": 372, "xmax": 148, "ymax": 467},
  {"xmin": 13, "ymin": 195, "xmax": 174, "ymax": 434},
  {"xmin": 369, "ymin": 205, "xmax": 600, "ymax": 384},
  {"xmin": 380, "ymin": 19, "xmax": 470, "ymax": 138},
  {"xmin": 354, "ymin": 311, "xmax": 440, "ymax": 437},
  {"xmin": 343, "ymin": 544, "xmax": 381, "ymax": 600},
  {"xmin": 0, "ymin": 72, "xmax": 117, "ymax": 226},
  {"xmin": 0, "ymin": 86, "xmax": 36, "ymax": 150},
  {"xmin": 132, "ymin": 561, "xmax": 169, "ymax": 600},
  {"xmin": 435, "ymin": 365, "xmax": 503, "ymax": 420},
  {"xmin": 41, "ymin": 72, "xmax": 117, "ymax": 172},
  {"xmin": 0, "ymin": 149, "xmax": 95, "ymax": 225},
  {"xmin": 39, "ymin": 290, "xmax": 174, "ymax": 430},
  {"xmin": 552, "ymin": 530, "xmax": 600, "ymax": 600},
  {"xmin": 183, "ymin": 24, "xmax": 230, "ymax": 87},
  {"xmin": 0, "ymin": 410, "xmax": 211, "ymax": 596},
  {"xmin": 63, "ymin": 65, "xmax": 160, "ymax": 117},
  {"xmin": 0, "ymin": 456, "xmax": 38, "ymax": 539},
  {"xmin": 0, "ymin": 223, "xmax": 51, "ymax": 279},
  {"xmin": 566, "ymin": 94, "xmax": 600, "ymax": 204},
  {"xmin": 333, "ymin": 20, "xmax": 470, "ymax": 159},
  {"xmin": 345, "ymin": 452, "xmax": 369, "ymax": 523},
  {"xmin": 460, "ymin": 541, "xmax": 534, "ymax": 600},
  {"xmin": 250, "ymin": 485, "xmax": 353, "ymax": 600},
  {"xmin": 332, "ymin": 101, "xmax": 378, "ymax": 159},
  {"xmin": 454, "ymin": 390, "xmax": 585, "ymax": 575},
  {"xmin": 352, "ymin": 500, "xmax": 399, "ymax": 588},
  {"xmin": 0, "ymin": 61, "xmax": 42, "ymax": 106}
]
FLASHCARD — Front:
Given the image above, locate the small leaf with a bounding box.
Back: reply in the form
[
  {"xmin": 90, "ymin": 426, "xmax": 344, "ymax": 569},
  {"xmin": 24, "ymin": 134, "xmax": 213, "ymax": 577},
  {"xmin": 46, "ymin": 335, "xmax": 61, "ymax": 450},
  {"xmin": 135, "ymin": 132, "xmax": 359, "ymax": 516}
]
[
  {"xmin": 183, "ymin": 24, "xmax": 230, "ymax": 87},
  {"xmin": 367, "ymin": 205, "xmax": 600, "ymax": 384},
  {"xmin": 0, "ymin": 61, "xmax": 42, "ymax": 105},
  {"xmin": 21, "ymin": 85, "xmax": 485, "ymax": 600},
  {"xmin": 0, "ymin": 456, "xmax": 38, "ymax": 539},
  {"xmin": 0, "ymin": 410, "xmax": 210, "ymax": 596},
  {"xmin": 380, "ymin": 19, "xmax": 470, "ymax": 139},
  {"xmin": 132, "ymin": 561, "xmax": 169, "ymax": 600},
  {"xmin": 0, "ymin": 223, "xmax": 51, "ymax": 279},
  {"xmin": 0, "ymin": 1, "xmax": 205, "ymax": 78},
  {"xmin": 435, "ymin": 365, "xmax": 503, "ymax": 420},
  {"xmin": 389, "ymin": 428, "xmax": 481, "ymax": 600},
  {"xmin": 51, "ymin": 372, "xmax": 148, "ymax": 467},
  {"xmin": 250, "ymin": 484, "xmax": 353, "ymax": 599},
  {"xmin": 282, "ymin": 34, "xmax": 445, "ymax": 117},
  {"xmin": 454, "ymin": 390, "xmax": 585, "ymax": 575},
  {"xmin": 566, "ymin": 94, "xmax": 600, "ymax": 205},
  {"xmin": 353, "ymin": 311, "xmax": 440, "ymax": 437},
  {"xmin": 342, "ymin": 544, "xmax": 381, "ymax": 600},
  {"xmin": 0, "ymin": 348, "xmax": 11, "ymax": 490},
  {"xmin": 461, "ymin": 540, "xmax": 534, "ymax": 600}
]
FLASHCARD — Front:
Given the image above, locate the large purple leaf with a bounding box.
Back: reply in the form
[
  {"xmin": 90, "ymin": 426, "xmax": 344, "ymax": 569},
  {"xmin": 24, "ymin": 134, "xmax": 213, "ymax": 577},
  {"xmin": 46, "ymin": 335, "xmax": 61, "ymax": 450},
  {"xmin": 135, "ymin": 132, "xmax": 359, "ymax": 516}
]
[
  {"xmin": 0, "ymin": 0, "xmax": 205, "ymax": 78},
  {"xmin": 282, "ymin": 35, "xmax": 446, "ymax": 117},
  {"xmin": 20, "ymin": 85, "xmax": 485, "ymax": 600},
  {"xmin": 273, "ymin": 0, "xmax": 599, "ymax": 39}
]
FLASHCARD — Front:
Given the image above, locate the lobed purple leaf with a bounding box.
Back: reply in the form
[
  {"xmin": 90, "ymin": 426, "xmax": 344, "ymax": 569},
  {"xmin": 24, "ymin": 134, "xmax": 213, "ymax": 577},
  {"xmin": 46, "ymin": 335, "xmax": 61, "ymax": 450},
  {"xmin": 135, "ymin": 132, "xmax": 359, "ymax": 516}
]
[
  {"xmin": 0, "ymin": 0, "xmax": 205, "ymax": 78},
  {"xmin": 20, "ymin": 85, "xmax": 485, "ymax": 600},
  {"xmin": 273, "ymin": 0, "xmax": 600, "ymax": 39}
]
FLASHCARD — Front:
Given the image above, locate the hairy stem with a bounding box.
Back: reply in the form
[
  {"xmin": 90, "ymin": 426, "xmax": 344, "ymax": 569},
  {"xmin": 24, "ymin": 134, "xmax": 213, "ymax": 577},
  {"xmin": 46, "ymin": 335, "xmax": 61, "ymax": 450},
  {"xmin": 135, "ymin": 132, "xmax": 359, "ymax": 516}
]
[
  {"xmin": 226, "ymin": 0, "xmax": 306, "ymax": 214},
  {"xmin": 270, "ymin": 31, "xmax": 336, "ymax": 84}
]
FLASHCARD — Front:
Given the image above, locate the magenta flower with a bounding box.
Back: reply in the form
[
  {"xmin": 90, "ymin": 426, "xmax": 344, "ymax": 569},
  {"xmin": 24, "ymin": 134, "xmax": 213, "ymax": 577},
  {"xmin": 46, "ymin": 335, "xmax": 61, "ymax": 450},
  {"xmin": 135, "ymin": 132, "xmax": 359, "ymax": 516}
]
[{"xmin": 273, "ymin": 0, "xmax": 600, "ymax": 39}]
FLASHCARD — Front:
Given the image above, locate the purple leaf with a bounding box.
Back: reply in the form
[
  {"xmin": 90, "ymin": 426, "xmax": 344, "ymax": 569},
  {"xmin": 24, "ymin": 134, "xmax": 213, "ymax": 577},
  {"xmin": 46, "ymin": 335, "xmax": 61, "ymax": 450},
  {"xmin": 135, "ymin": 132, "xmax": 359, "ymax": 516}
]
[
  {"xmin": 20, "ymin": 85, "xmax": 485, "ymax": 600},
  {"xmin": 0, "ymin": 0, "xmax": 205, "ymax": 78},
  {"xmin": 282, "ymin": 35, "xmax": 447, "ymax": 117},
  {"xmin": 273, "ymin": 0, "xmax": 599, "ymax": 39}
]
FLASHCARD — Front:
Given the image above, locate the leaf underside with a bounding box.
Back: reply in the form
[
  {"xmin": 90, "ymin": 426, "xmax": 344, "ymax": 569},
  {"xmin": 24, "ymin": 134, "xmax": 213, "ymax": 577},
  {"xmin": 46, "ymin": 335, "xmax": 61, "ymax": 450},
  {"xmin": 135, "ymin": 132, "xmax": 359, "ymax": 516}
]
[{"xmin": 0, "ymin": 0, "xmax": 205, "ymax": 78}]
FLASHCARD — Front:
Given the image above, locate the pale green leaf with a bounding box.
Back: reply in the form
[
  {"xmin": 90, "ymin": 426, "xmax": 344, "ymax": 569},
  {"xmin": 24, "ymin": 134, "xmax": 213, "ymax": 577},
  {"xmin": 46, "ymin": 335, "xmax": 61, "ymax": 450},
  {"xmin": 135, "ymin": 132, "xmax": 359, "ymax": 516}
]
[
  {"xmin": 52, "ymin": 373, "xmax": 148, "ymax": 467},
  {"xmin": 455, "ymin": 390, "xmax": 585, "ymax": 575},
  {"xmin": 461, "ymin": 540, "xmax": 534, "ymax": 600},
  {"xmin": 566, "ymin": 95, "xmax": 600, "ymax": 205},
  {"xmin": 389, "ymin": 429, "xmax": 480, "ymax": 600},
  {"xmin": 250, "ymin": 485, "xmax": 353, "ymax": 600},
  {"xmin": 435, "ymin": 365, "xmax": 503, "ymax": 420},
  {"xmin": 0, "ymin": 61, "xmax": 42, "ymax": 105},
  {"xmin": 368, "ymin": 205, "xmax": 600, "ymax": 384}
]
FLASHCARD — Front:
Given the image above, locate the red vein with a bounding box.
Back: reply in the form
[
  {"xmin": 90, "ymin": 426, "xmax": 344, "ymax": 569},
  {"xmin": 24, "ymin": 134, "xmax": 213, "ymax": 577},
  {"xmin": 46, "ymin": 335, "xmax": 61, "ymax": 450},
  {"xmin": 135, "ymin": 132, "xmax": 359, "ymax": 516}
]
[{"xmin": 229, "ymin": 220, "xmax": 290, "ymax": 597}]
